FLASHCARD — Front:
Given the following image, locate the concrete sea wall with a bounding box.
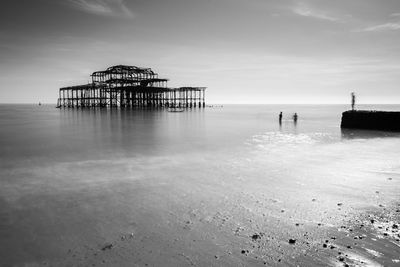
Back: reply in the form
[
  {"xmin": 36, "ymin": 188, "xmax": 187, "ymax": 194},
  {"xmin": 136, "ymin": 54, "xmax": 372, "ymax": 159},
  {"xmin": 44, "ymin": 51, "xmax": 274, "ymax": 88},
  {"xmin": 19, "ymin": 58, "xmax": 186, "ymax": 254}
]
[{"xmin": 341, "ymin": 110, "xmax": 400, "ymax": 131}]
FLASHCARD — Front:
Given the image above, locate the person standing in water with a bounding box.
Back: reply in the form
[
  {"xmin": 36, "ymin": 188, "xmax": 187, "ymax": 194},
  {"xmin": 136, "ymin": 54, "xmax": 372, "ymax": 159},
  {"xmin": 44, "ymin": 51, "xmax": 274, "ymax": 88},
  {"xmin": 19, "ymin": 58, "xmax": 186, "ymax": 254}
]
[
  {"xmin": 351, "ymin": 92, "xmax": 356, "ymax": 111},
  {"xmin": 279, "ymin": 112, "xmax": 283, "ymax": 123},
  {"xmin": 293, "ymin": 113, "xmax": 298, "ymax": 123}
]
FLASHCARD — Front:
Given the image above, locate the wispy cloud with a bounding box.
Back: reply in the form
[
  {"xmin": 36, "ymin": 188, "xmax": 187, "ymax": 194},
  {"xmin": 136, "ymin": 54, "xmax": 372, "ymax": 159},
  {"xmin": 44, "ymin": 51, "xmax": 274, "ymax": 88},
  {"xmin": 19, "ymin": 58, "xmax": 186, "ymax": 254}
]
[
  {"xmin": 292, "ymin": 3, "xmax": 341, "ymax": 22},
  {"xmin": 361, "ymin": 22, "xmax": 400, "ymax": 32},
  {"xmin": 67, "ymin": 0, "xmax": 133, "ymax": 18},
  {"xmin": 390, "ymin": 13, "xmax": 400, "ymax": 17}
]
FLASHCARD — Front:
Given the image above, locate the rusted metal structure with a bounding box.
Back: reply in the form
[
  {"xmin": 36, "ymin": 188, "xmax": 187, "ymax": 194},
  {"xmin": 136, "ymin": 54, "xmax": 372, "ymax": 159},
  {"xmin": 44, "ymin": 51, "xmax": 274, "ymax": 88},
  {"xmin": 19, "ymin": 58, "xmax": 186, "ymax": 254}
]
[{"xmin": 57, "ymin": 65, "xmax": 206, "ymax": 108}]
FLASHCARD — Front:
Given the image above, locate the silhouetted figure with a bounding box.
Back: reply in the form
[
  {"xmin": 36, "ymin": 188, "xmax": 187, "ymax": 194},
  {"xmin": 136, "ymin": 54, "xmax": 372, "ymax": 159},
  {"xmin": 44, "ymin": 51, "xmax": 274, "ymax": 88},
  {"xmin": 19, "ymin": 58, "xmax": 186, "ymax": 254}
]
[
  {"xmin": 279, "ymin": 112, "xmax": 282, "ymax": 122},
  {"xmin": 351, "ymin": 92, "xmax": 356, "ymax": 111},
  {"xmin": 293, "ymin": 113, "xmax": 298, "ymax": 123}
]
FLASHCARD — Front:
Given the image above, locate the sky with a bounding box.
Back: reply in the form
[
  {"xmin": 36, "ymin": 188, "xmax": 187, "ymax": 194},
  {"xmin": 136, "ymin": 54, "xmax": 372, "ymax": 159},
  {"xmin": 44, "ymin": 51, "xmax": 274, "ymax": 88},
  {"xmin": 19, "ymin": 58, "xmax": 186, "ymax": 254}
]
[{"xmin": 0, "ymin": 0, "xmax": 399, "ymax": 104}]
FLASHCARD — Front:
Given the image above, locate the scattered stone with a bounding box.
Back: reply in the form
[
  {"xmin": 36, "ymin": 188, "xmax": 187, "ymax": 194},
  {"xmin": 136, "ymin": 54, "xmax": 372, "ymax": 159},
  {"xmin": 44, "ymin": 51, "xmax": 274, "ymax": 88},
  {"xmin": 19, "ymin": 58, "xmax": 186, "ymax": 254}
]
[
  {"xmin": 322, "ymin": 244, "xmax": 327, "ymax": 248},
  {"xmin": 393, "ymin": 224, "xmax": 398, "ymax": 229},
  {"xmin": 295, "ymin": 223, "xmax": 300, "ymax": 226},
  {"xmin": 214, "ymin": 255, "xmax": 219, "ymax": 259},
  {"xmin": 370, "ymin": 219, "xmax": 375, "ymax": 224},
  {"xmin": 330, "ymin": 245, "xmax": 336, "ymax": 249},
  {"xmin": 312, "ymin": 199, "xmax": 316, "ymax": 202},
  {"xmin": 252, "ymin": 234, "xmax": 261, "ymax": 241},
  {"xmin": 338, "ymin": 256, "xmax": 345, "ymax": 262},
  {"xmin": 346, "ymin": 245, "xmax": 352, "ymax": 249},
  {"xmin": 375, "ymin": 191, "xmax": 379, "ymax": 194},
  {"xmin": 101, "ymin": 243, "xmax": 113, "ymax": 251},
  {"xmin": 388, "ymin": 178, "xmax": 393, "ymax": 180},
  {"xmin": 337, "ymin": 203, "xmax": 343, "ymax": 206},
  {"xmin": 288, "ymin": 239, "xmax": 296, "ymax": 244}
]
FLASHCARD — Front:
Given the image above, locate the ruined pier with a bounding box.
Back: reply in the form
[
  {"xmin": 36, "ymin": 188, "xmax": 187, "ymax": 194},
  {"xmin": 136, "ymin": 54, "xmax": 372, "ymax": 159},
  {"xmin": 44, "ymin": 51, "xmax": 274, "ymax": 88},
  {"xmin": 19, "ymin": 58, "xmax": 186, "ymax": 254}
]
[{"xmin": 57, "ymin": 65, "xmax": 206, "ymax": 108}]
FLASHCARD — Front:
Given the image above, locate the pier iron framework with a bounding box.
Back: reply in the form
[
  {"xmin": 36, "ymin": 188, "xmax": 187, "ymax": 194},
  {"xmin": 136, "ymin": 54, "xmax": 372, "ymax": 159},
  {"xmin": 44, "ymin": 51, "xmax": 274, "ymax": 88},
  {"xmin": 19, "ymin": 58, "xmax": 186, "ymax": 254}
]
[{"xmin": 57, "ymin": 65, "xmax": 206, "ymax": 108}]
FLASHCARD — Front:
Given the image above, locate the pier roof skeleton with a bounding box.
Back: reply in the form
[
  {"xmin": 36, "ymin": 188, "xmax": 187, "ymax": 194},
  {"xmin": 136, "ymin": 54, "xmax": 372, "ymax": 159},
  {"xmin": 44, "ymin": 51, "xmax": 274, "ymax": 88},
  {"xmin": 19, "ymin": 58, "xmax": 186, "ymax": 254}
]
[
  {"xmin": 57, "ymin": 65, "xmax": 206, "ymax": 108},
  {"xmin": 92, "ymin": 65, "xmax": 156, "ymax": 77}
]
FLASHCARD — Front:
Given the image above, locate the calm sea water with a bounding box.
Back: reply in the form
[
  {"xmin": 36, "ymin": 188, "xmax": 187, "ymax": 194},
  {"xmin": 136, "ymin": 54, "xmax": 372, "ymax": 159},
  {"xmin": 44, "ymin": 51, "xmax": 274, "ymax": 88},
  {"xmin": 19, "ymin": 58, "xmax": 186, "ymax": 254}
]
[{"xmin": 1, "ymin": 104, "xmax": 400, "ymax": 265}]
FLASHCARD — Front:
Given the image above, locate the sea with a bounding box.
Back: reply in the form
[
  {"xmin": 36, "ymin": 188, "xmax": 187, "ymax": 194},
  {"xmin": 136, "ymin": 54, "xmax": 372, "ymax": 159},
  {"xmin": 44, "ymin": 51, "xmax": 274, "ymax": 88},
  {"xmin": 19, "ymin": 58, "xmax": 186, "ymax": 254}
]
[{"xmin": 0, "ymin": 104, "xmax": 399, "ymax": 266}]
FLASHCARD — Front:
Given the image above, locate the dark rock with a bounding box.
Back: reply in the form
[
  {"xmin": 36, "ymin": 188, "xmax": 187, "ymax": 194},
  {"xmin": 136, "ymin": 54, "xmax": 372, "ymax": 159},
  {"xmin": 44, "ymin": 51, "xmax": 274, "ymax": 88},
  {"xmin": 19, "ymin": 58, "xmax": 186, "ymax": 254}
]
[
  {"xmin": 288, "ymin": 239, "xmax": 296, "ymax": 244},
  {"xmin": 251, "ymin": 234, "xmax": 261, "ymax": 241},
  {"xmin": 393, "ymin": 224, "xmax": 398, "ymax": 229},
  {"xmin": 337, "ymin": 203, "xmax": 343, "ymax": 206},
  {"xmin": 338, "ymin": 256, "xmax": 345, "ymax": 262},
  {"xmin": 370, "ymin": 219, "xmax": 375, "ymax": 224},
  {"xmin": 101, "ymin": 243, "xmax": 113, "ymax": 251},
  {"xmin": 322, "ymin": 244, "xmax": 327, "ymax": 248}
]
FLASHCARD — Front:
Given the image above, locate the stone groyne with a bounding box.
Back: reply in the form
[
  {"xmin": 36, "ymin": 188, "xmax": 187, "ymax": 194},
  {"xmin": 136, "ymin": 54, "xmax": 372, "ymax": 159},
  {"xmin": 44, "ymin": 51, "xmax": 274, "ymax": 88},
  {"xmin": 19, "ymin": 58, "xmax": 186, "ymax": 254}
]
[{"xmin": 341, "ymin": 110, "xmax": 400, "ymax": 131}]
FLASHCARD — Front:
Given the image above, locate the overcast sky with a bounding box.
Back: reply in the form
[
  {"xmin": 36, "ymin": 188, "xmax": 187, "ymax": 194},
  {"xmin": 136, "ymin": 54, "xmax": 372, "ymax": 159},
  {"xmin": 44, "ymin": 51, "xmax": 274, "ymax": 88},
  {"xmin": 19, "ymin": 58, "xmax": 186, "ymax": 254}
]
[{"xmin": 0, "ymin": 0, "xmax": 399, "ymax": 104}]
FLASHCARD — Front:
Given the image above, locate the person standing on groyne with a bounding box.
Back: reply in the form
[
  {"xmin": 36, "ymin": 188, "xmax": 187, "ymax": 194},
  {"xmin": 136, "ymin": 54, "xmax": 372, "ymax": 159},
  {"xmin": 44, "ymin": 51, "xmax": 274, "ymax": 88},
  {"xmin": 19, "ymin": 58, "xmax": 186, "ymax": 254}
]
[
  {"xmin": 293, "ymin": 113, "xmax": 298, "ymax": 123},
  {"xmin": 279, "ymin": 112, "xmax": 283, "ymax": 124},
  {"xmin": 351, "ymin": 92, "xmax": 356, "ymax": 111}
]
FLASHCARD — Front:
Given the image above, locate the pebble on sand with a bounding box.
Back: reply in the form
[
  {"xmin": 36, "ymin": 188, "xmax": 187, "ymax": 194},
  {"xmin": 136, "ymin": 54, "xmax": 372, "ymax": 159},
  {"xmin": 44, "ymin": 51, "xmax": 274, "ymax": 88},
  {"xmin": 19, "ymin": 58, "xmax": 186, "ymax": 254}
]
[
  {"xmin": 288, "ymin": 239, "xmax": 296, "ymax": 244},
  {"xmin": 101, "ymin": 243, "xmax": 113, "ymax": 251},
  {"xmin": 338, "ymin": 256, "xmax": 345, "ymax": 262},
  {"xmin": 251, "ymin": 234, "xmax": 261, "ymax": 241}
]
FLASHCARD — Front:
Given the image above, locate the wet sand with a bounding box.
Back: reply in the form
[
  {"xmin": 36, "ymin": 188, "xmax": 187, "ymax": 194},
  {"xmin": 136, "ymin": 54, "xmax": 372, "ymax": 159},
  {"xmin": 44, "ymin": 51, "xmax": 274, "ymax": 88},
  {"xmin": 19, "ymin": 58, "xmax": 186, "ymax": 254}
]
[{"xmin": 1, "ymin": 153, "xmax": 399, "ymax": 267}]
